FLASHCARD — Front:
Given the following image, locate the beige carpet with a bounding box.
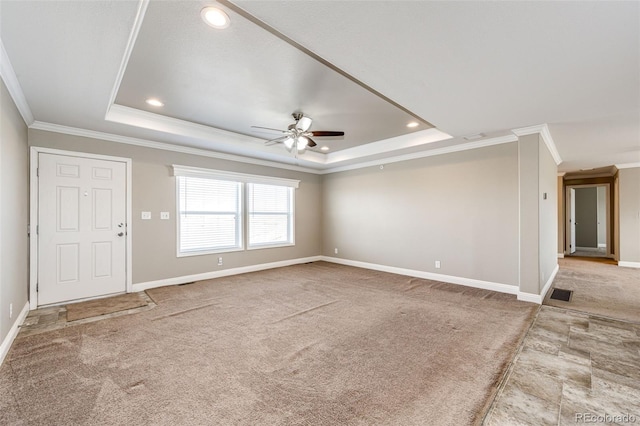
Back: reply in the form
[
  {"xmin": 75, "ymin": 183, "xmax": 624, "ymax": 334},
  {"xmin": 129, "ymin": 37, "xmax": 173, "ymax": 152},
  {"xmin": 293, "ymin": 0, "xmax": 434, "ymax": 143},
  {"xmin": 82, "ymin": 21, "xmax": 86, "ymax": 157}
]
[
  {"xmin": 66, "ymin": 292, "xmax": 149, "ymax": 322},
  {"xmin": 545, "ymin": 257, "xmax": 640, "ymax": 323},
  {"xmin": 1, "ymin": 262, "xmax": 536, "ymax": 425}
]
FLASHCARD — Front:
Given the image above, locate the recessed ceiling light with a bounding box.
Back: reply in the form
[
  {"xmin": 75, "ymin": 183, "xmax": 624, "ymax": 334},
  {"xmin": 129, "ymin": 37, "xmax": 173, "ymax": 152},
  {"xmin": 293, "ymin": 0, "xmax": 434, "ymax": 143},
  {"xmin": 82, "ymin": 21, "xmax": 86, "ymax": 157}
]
[
  {"xmin": 145, "ymin": 98, "xmax": 164, "ymax": 107},
  {"xmin": 321, "ymin": 146, "xmax": 330, "ymax": 151},
  {"xmin": 407, "ymin": 121, "xmax": 419, "ymax": 128},
  {"xmin": 201, "ymin": 7, "xmax": 230, "ymax": 29}
]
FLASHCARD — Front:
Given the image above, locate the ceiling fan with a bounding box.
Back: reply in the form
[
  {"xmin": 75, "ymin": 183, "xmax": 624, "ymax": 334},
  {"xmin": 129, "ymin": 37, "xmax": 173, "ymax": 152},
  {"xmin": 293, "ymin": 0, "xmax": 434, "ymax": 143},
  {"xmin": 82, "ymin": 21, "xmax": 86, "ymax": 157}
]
[{"xmin": 252, "ymin": 112, "xmax": 344, "ymax": 154}]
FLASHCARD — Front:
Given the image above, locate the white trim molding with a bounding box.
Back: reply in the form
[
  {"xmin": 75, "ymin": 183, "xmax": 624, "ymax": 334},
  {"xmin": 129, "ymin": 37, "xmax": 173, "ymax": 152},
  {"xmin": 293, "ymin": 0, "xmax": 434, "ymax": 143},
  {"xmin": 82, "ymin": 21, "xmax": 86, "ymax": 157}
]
[
  {"xmin": 323, "ymin": 134, "xmax": 518, "ymax": 174},
  {"xmin": 517, "ymin": 263, "xmax": 559, "ymax": 304},
  {"xmin": 0, "ymin": 302, "xmax": 29, "ymax": 367},
  {"xmin": 615, "ymin": 162, "xmax": 640, "ymax": 170},
  {"xmin": 0, "ymin": 38, "xmax": 34, "ymax": 125},
  {"xmin": 30, "ymin": 120, "xmax": 525, "ymax": 176},
  {"xmin": 172, "ymin": 165, "xmax": 300, "ymax": 188},
  {"xmin": 618, "ymin": 261, "xmax": 640, "ymax": 269},
  {"xmin": 132, "ymin": 256, "xmax": 322, "ymax": 292},
  {"xmin": 30, "ymin": 121, "xmax": 322, "ymax": 174},
  {"xmin": 320, "ymin": 256, "xmax": 519, "ymax": 295},
  {"xmin": 512, "ymin": 124, "xmax": 562, "ymax": 165},
  {"xmin": 557, "ymin": 253, "xmax": 565, "ymax": 258}
]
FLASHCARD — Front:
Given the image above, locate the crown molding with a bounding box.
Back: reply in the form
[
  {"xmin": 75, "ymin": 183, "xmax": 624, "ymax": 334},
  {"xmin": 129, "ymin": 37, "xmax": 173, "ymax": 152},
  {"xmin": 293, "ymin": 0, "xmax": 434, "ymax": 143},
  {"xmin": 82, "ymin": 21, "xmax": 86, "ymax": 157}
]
[
  {"xmin": 615, "ymin": 162, "xmax": 640, "ymax": 169},
  {"xmin": 320, "ymin": 134, "xmax": 518, "ymax": 174},
  {"xmin": 0, "ymin": 38, "xmax": 34, "ymax": 125},
  {"xmin": 512, "ymin": 123, "xmax": 562, "ymax": 165},
  {"xmin": 29, "ymin": 121, "xmax": 323, "ymax": 174},
  {"xmin": 325, "ymin": 127, "xmax": 452, "ymax": 164},
  {"xmin": 30, "ymin": 120, "xmax": 526, "ymax": 176},
  {"xmin": 106, "ymin": 0, "xmax": 149, "ymax": 112}
]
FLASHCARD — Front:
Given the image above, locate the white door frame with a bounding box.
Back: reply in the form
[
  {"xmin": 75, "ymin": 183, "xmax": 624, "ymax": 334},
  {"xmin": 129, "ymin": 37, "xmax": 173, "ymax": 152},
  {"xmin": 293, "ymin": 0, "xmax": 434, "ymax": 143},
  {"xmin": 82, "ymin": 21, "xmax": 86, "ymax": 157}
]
[
  {"xmin": 29, "ymin": 147, "xmax": 133, "ymax": 309},
  {"xmin": 565, "ymin": 183, "xmax": 611, "ymax": 258}
]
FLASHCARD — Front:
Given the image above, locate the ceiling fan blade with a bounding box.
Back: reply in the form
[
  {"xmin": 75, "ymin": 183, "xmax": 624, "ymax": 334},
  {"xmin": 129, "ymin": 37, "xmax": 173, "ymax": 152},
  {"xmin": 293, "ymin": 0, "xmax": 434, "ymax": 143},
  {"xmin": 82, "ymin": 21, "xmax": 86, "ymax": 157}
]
[
  {"xmin": 296, "ymin": 116, "xmax": 313, "ymax": 132},
  {"xmin": 251, "ymin": 126, "xmax": 285, "ymax": 134},
  {"xmin": 264, "ymin": 136, "xmax": 287, "ymax": 146},
  {"xmin": 311, "ymin": 131, "xmax": 344, "ymax": 137},
  {"xmin": 306, "ymin": 137, "xmax": 317, "ymax": 148}
]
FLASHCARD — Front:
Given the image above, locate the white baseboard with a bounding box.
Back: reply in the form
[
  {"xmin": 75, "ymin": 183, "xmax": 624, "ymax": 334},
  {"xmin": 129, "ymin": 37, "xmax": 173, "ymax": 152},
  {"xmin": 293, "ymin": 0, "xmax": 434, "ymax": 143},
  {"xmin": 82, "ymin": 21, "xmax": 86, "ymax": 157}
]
[
  {"xmin": 618, "ymin": 261, "xmax": 640, "ymax": 269},
  {"xmin": 517, "ymin": 263, "xmax": 559, "ymax": 304},
  {"xmin": 557, "ymin": 253, "xmax": 565, "ymax": 258},
  {"xmin": 0, "ymin": 302, "xmax": 29, "ymax": 367},
  {"xmin": 598, "ymin": 243, "xmax": 607, "ymax": 248},
  {"xmin": 319, "ymin": 256, "xmax": 518, "ymax": 295},
  {"xmin": 132, "ymin": 256, "xmax": 323, "ymax": 292}
]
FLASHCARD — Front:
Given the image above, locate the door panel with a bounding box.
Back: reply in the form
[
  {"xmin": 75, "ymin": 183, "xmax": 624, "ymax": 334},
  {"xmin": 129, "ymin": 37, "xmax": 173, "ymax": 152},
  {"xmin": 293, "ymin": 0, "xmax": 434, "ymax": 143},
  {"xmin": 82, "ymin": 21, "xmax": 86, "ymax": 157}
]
[{"xmin": 38, "ymin": 153, "xmax": 127, "ymax": 305}]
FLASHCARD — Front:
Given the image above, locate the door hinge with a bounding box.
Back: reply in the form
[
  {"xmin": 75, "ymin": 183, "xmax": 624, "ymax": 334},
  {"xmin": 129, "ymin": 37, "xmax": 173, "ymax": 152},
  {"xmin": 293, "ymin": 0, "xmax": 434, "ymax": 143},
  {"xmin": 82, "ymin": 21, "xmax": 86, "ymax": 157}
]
[
  {"xmin": 37, "ymin": 225, "xmax": 39, "ymax": 235},
  {"xmin": 37, "ymin": 168, "xmax": 39, "ymax": 177},
  {"xmin": 36, "ymin": 283, "xmax": 38, "ymax": 292}
]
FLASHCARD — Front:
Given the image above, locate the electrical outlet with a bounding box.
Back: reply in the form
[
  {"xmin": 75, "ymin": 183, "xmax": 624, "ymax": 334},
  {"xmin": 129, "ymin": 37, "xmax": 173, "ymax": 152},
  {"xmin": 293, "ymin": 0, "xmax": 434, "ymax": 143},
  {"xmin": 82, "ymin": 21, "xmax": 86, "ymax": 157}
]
[
  {"xmin": 334, "ymin": 248, "xmax": 338, "ymax": 255},
  {"xmin": 141, "ymin": 211, "xmax": 151, "ymax": 220},
  {"xmin": 9, "ymin": 303, "xmax": 13, "ymax": 319},
  {"xmin": 218, "ymin": 257, "xmax": 223, "ymax": 266},
  {"xmin": 435, "ymin": 260, "xmax": 441, "ymax": 269},
  {"xmin": 160, "ymin": 212, "xmax": 170, "ymax": 220}
]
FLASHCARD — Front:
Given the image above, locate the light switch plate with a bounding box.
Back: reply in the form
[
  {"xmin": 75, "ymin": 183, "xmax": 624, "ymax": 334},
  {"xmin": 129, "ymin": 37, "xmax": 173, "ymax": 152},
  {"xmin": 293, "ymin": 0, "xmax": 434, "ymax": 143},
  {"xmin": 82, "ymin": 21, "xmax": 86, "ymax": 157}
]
[
  {"xmin": 160, "ymin": 212, "xmax": 170, "ymax": 220},
  {"xmin": 141, "ymin": 211, "xmax": 151, "ymax": 220}
]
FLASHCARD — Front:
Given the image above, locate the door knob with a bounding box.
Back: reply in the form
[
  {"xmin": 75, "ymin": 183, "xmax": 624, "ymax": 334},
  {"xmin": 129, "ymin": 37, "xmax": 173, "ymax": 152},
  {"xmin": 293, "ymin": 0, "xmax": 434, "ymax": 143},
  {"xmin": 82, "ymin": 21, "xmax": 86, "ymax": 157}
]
[{"xmin": 117, "ymin": 232, "xmax": 124, "ymax": 237}]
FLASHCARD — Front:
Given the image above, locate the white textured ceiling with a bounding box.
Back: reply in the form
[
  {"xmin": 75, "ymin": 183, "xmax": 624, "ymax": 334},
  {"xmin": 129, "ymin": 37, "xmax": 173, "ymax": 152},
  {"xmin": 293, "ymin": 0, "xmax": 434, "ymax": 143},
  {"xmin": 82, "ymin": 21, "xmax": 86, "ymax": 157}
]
[{"xmin": 1, "ymin": 0, "xmax": 638, "ymax": 172}]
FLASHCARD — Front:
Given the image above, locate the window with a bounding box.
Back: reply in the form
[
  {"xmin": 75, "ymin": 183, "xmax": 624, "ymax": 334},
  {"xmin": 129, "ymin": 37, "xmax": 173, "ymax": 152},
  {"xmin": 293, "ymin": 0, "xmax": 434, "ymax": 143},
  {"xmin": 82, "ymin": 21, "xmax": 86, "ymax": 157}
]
[
  {"xmin": 173, "ymin": 165, "xmax": 299, "ymax": 257},
  {"xmin": 248, "ymin": 183, "xmax": 293, "ymax": 248},
  {"xmin": 177, "ymin": 176, "xmax": 242, "ymax": 256}
]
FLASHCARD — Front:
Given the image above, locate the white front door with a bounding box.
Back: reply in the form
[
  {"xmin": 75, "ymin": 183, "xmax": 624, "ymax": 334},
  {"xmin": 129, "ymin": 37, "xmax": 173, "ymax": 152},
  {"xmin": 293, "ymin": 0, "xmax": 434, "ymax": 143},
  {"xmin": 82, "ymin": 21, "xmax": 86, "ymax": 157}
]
[{"xmin": 38, "ymin": 153, "xmax": 127, "ymax": 305}]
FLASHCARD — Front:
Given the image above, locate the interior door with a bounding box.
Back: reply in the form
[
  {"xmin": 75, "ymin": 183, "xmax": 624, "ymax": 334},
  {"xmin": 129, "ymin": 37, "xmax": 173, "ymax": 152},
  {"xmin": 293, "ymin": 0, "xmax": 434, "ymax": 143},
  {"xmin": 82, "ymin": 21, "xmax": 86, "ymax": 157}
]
[
  {"xmin": 570, "ymin": 188, "xmax": 576, "ymax": 254},
  {"xmin": 38, "ymin": 153, "xmax": 127, "ymax": 305}
]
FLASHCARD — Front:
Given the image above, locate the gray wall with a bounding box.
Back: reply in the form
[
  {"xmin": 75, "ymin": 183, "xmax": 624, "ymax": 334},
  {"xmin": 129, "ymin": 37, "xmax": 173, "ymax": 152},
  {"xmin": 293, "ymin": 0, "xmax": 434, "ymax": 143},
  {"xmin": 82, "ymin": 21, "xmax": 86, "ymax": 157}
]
[
  {"xmin": 538, "ymin": 138, "xmax": 558, "ymax": 289},
  {"xmin": 575, "ymin": 187, "xmax": 598, "ymax": 248},
  {"xmin": 618, "ymin": 167, "xmax": 640, "ymax": 263},
  {"xmin": 29, "ymin": 130, "xmax": 323, "ymax": 284},
  {"xmin": 1, "ymin": 80, "xmax": 29, "ymax": 343},
  {"xmin": 518, "ymin": 134, "xmax": 557, "ymax": 295},
  {"xmin": 322, "ymin": 143, "xmax": 520, "ymax": 287},
  {"xmin": 518, "ymin": 135, "xmax": 540, "ymax": 295}
]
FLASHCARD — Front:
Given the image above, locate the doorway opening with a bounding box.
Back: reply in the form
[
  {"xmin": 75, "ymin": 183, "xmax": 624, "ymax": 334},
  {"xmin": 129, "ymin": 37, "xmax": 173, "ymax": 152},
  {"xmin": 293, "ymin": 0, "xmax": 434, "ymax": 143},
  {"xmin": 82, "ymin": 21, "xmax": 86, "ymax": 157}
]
[{"xmin": 565, "ymin": 183, "xmax": 611, "ymax": 259}]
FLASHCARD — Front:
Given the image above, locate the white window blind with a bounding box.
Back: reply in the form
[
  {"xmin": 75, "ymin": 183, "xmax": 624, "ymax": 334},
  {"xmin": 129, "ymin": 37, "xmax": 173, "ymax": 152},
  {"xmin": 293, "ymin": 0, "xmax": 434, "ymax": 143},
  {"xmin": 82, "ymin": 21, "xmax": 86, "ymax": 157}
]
[
  {"xmin": 177, "ymin": 176, "xmax": 242, "ymax": 255},
  {"xmin": 248, "ymin": 183, "xmax": 293, "ymax": 247}
]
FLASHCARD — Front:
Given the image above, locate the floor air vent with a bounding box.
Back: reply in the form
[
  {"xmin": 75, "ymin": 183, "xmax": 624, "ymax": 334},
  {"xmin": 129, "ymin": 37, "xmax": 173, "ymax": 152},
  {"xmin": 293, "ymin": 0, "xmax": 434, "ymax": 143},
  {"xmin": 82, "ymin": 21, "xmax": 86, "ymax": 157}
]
[{"xmin": 550, "ymin": 288, "xmax": 572, "ymax": 302}]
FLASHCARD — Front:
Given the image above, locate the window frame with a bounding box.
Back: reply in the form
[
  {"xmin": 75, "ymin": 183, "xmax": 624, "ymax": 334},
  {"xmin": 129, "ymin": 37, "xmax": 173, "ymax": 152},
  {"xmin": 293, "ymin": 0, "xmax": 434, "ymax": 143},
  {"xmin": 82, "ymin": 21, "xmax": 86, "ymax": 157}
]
[
  {"xmin": 175, "ymin": 175, "xmax": 244, "ymax": 257},
  {"xmin": 172, "ymin": 165, "xmax": 299, "ymax": 258},
  {"xmin": 246, "ymin": 183, "xmax": 295, "ymax": 250}
]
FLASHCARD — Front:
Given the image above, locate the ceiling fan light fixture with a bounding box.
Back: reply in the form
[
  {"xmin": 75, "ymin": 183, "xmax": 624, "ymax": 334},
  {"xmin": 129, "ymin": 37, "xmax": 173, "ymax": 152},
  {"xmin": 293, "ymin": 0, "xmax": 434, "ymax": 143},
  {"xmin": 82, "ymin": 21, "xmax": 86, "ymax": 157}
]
[
  {"xmin": 296, "ymin": 117, "xmax": 313, "ymax": 132},
  {"xmin": 283, "ymin": 137, "xmax": 295, "ymax": 151},
  {"xmin": 297, "ymin": 136, "xmax": 309, "ymax": 152},
  {"xmin": 201, "ymin": 7, "xmax": 230, "ymax": 29}
]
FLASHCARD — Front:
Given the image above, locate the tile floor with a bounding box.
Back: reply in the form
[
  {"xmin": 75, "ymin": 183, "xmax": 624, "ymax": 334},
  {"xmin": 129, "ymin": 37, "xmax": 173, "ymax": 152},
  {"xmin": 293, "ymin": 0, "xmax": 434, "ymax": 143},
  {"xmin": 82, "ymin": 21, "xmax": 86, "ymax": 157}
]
[{"xmin": 485, "ymin": 306, "xmax": 640, "ymax": 425}]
